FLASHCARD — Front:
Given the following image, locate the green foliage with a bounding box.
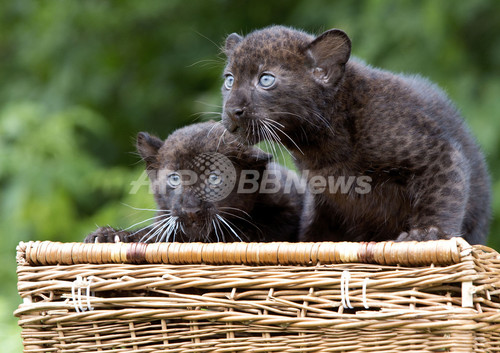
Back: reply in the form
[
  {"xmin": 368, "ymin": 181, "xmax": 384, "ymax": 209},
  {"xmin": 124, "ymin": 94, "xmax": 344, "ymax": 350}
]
[{"xmin": 1, "ymin": 1, "xmax": 499, "ymax": 351}]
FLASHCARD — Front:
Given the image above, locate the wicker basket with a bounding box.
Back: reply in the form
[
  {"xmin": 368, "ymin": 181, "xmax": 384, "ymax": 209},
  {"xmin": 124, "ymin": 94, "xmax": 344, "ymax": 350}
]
[{"xmin": 15, "ymin": 239, "xmax": 500, "ymax": 352}]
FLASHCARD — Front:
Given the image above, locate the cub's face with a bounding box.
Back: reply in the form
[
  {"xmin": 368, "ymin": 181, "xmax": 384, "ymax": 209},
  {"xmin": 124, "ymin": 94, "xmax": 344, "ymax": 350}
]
[
  {"xmin": 136, "ymin": 121, "xmax": 271, "ymax": 242},
  {"xmin": 221, "ymin": 26, "xmax": 351, "ymax": 151}
]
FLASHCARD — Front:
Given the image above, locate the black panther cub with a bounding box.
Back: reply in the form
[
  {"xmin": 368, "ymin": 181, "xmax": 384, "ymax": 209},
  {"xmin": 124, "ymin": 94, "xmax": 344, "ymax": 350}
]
[
  {"xmin": 84, "ymin": 121, "xmax": 302, "ymax": 243},
  {"xmin": 221, "ymin": 25, "xmax": 490, "ymax": 244}
]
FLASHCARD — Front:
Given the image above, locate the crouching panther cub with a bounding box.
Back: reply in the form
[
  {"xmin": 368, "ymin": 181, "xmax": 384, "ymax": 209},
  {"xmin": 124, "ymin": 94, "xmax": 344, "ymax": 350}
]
[{"xmin": 84, "ymin": 121, "xmax": 303, "ymax": 243}]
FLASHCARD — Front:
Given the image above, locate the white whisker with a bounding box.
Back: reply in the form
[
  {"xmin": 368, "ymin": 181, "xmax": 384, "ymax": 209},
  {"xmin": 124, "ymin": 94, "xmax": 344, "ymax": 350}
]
[
  {"xmin": 267, "ymin": 109, "xmax": 333, "ymax": 135},
  {"xmin": 157, "ymin": 216, "xmax": 179, "ymax": 243},
  {"xmin": 218, "ymin": 206, "xmax": 251, "ymax": 219},
  {"xmin": 212, "ymin": 219, "xmax": 220, "ymax": 243},
  {"xmin": 214, "ymin": 215, "xmax": 227, "ymax": 243},
  {"xmin": 122, "ymin": 213, "xmax": 170, "ymax": 231},
  {"xmin": 261, "ymin": 120, "xmax": 288, "ymax": 162},
  {"xmin": 221, "ymin": 215, "xmax": 247, "ymax": 242},
  {"xmin": 218, "ymin": 210, "xmax": 250, "ymax": 223},
  {"xmin": 207, "ymin": 121, "xmax": 221, "ymax": 138},
  {"xmin": 146, "ymin": 222, "xmax": 170, "ymax": 243},
  {"xmin": 263, "ymin": 119, "xmax": 285, "ymax": 129},
  {"xmin": 195, "ymin": 100, "xmax": 223, "ymax": 109},
  {"xmin": 179, "ymin": 222, "xmax": 186, "ymax": 235},
  {"xmin": 138, "ymin": 216, "xmax": 172, "ymax": 243},
  {"xmin": 218, "ymin": 210, "xmax": 262, "ymax": 235},
  {"xmin": 216, "ymin": 214, "xmax": 243, "ymax": 242},
  {"xmin": 259, "ymin": 122, "xmax": 275, "ymax": 160},
  {"xmin": 163, "ymin": 217, "xmax": 179, "ymax": 242},
  {"xmin": 186, "ymin": 59, "xmax": 221, "ymax": 68},
  {"xmin": 121, "ymin": 203, "xmax": 169, "ymax": 213},
  {"xmin": 216, "ymin": 129, "xmax": 227, "ymax": 152},
  {"xmin": 192, "ymin": 111, "xmax": 222, "ymax": 118},
  {"xmin": 263, "ymin": 118, "xmax": 304, "ymax": 156}
]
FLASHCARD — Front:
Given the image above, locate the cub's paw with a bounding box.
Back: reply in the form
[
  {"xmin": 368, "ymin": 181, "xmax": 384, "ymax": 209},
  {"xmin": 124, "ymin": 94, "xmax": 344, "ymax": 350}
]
[
  {"xmin": 396, "ymin": 226, "xmax": 452, "ymax": 242},
  {"xmin": 83, "ymin": 227, "xmax": 131, "ymax": 243}
]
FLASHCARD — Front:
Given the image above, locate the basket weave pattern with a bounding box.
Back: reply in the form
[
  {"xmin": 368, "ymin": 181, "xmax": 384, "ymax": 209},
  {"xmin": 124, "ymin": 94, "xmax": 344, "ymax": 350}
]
[{"xmin": 15, "ymin": 239, "xmax": 500, "ymax": 352}]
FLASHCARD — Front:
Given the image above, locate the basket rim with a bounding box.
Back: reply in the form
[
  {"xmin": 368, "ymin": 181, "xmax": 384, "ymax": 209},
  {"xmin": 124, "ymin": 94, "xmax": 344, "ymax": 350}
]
[{"xmin": 16, "ymin": 238, "xmax": 472, "ymax": 267}]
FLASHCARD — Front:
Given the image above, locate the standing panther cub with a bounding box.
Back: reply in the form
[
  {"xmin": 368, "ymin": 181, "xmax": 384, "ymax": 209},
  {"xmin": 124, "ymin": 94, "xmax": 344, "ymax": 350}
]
[
  {"xmin": 221, "ymin": 25, "xmax": 490, "ymax": 244},
  {"xmin": 84, "ymin": 121, "xmax": 302, "ymax": 243}
]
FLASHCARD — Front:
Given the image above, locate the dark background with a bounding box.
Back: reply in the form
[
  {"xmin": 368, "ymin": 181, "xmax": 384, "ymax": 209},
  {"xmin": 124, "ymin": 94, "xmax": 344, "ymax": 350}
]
[{"xmin": 2, "ymin": 1, "xmax": 499, "ymax": 350}]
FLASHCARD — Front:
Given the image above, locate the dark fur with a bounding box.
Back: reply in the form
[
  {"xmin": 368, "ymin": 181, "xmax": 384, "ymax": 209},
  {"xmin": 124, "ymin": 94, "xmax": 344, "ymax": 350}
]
[
  {"xmin": 84, "ymin": 121, "xmax": 302, "ymax": 243},
  {"xmin": 221, "ymin": 25, "xmax": 490, "ymax": 244}
]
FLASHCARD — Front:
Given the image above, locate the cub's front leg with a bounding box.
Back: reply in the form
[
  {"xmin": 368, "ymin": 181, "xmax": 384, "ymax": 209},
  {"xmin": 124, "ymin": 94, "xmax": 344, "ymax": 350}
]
[
  {"xmin": 396, "ymin": 226, "xmax": 452, "ymax": 242},
  {"xmin": 396, "ymin": 149, "xmax": 470, "ymax": 242}
]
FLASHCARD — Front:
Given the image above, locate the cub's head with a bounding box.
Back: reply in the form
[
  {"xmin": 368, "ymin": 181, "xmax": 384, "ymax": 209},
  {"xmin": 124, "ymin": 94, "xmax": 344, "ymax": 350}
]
[
  {"xmin": 221, "ymin": 26, "xmax": 351, "ymax": 150},
  {"xmin": 136, "ymin": 121, "xmax": 271, "ymax": 242}
]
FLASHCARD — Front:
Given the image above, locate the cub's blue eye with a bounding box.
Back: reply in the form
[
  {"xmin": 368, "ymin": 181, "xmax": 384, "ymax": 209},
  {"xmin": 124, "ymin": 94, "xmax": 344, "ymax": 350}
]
[
  {"xmin": 259, "ymin": 74, "xmax": 275, "ymax": 88},
  {"xmin": 207, "ymin": 172, "xmax": 222, "ymax": 186},
  {"xmin": 224, "ymin": 75, "xmax": 234, "ymax": 89},
  {"xmin": 167, "ymin": 172, "xmax": 181, "ymax": 188}
]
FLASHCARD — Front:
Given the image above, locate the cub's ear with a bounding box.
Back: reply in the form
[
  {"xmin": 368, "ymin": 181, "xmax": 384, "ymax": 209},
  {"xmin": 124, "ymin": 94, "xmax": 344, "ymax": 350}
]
[
  {"xmin": 306, "ymin": 29, "xmax": 351, "ymax": 85},
  {"xmin": 136, "ymin": 132, "xmax": 163, "ymax": 166},
  {"xmin": 224, "ymin": 33, "xmax": 243, "ymax": 56}
]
